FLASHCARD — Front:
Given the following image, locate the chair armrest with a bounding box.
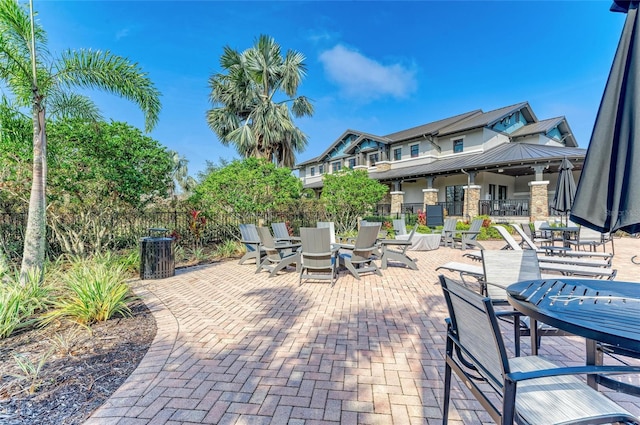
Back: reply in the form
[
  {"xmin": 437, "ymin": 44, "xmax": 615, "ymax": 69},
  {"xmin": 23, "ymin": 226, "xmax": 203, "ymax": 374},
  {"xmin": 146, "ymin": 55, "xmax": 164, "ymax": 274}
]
[
  {"xmin": 508, "ymin": 365, "xmax": 640, "ymax": 383},
  {"xmin": 302, "ymin": 251, "xmax": 335, "ymax": 258},
  {"xmin": 241, "ymin": 239, "xmax": 260, "ymax": 245},
  {"xmin": 274, "ymin": 242, "xmax": 301, "ymax": 250},
  {"xmin": 379, "ymin": 239, "xmax": 412, "ymax": 246}
]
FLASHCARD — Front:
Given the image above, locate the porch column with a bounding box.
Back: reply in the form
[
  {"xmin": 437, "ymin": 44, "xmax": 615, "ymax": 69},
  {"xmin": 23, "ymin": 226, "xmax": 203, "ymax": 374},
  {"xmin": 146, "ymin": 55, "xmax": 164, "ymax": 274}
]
[
  {"xmin": 529, "ymin": 181, "xmax": 550, "ymax": 222},
  {"xmin": 463, "ymin": 185, "xmax": 481, "ymax": 220},
  {"xmin": 390, "ymin": 191, "xmax": 404, "ymax": 215},
  {"xmin": 422, "ymin": 177, "xmax": 438, "ymax": 211},
  {"xmin": 422, "ymin": 188, "xmax": 439, "ymax": 208}
]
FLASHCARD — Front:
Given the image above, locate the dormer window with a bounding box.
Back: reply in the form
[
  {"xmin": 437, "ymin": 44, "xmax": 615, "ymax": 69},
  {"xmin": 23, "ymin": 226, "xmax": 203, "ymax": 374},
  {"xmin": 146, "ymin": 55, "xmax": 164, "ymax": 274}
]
[{"xmin": 453, "ymin": 139, "xmax": 464, "ymax": 153}]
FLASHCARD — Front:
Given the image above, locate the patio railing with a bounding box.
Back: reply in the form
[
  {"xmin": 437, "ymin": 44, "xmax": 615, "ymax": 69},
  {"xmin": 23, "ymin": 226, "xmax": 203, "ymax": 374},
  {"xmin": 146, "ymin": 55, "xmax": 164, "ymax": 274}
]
[
  {"xmin": 437, "ymin": 201, "xmax": 464, "ymax": 217},
  {"xmin": 478, "ymin": 199, "xmax": 529, "ymax": 217}
]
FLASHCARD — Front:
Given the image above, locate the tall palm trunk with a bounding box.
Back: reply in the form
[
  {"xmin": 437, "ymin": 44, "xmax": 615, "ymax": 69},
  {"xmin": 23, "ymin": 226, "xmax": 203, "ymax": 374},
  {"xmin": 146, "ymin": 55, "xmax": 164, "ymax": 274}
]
[{"xmin": 20, "ymin": 94, "xmax": 46, "ymax": 283}]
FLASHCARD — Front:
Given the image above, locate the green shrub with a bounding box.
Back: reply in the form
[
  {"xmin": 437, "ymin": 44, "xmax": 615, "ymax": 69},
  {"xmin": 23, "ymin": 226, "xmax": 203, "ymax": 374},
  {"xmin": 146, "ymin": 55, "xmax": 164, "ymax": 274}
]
[
  {"xmin": 214, "ymin": 240, "xmax": 242, "ymax": 258},
  {"xmin": 42, "ymin": 261, "xmax": 134, "ymax": 326}
]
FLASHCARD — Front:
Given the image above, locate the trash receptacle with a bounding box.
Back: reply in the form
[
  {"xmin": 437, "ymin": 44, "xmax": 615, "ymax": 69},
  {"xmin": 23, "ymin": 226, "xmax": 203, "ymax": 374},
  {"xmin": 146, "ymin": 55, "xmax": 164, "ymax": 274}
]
[{"xmin": 140, "ymin": 228, "xmax": 175, "ymax": 280}]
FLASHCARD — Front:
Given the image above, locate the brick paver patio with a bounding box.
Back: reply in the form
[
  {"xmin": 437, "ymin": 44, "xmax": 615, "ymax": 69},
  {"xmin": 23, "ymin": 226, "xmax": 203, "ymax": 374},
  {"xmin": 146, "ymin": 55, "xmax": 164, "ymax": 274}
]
[{"xmin": 86, "ymin": 237, "xmax": 640, "ymax": 424}]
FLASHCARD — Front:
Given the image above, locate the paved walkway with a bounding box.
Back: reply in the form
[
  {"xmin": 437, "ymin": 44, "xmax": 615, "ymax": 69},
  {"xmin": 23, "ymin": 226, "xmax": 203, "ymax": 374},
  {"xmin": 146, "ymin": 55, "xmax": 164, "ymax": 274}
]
[{"xmin": 86, "ymin": 237, "xmax": 640, "ymax": 424}]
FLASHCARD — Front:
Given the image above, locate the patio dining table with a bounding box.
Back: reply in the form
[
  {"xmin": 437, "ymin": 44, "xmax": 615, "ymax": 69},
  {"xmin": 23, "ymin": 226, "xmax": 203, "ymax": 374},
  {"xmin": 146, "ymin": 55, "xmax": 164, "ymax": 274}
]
[
  {"xmin": 507, "ymin": 278, "xmax": 640, "ymax": 396},
  {"xmin": 539, "ymin": 225, "xmax": 579, "ymax": 247}
]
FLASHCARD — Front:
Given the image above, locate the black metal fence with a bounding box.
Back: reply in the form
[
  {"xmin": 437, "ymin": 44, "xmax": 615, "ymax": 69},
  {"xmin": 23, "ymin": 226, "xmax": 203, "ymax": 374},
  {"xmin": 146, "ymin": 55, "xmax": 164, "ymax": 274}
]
[
  {"xmin": 437, "ymin": 201, "xmax": 464, "ymax": 216},
  {"xmin": 0, "ymin": 209, "xmax": 328, "ymax": 261},
  {"xmin": 478, "ymin": 199, "xmax": 529, "ymax": 217}
]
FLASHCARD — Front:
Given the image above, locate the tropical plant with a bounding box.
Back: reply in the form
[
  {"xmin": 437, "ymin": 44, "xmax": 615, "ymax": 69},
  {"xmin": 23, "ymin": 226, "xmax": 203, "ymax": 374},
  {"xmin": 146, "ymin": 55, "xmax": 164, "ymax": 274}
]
[
  {"xmin": 42, "ymin": 260, "xmax": 134, "ymax": 326},
  {"xmin": 206, "ymin": 34, "xmax": 314, "ymax": 167},
  {"xmin": 11, "ymin": 349, "xmax": 53, "ymax": 394},
  {"xmin": 0, "ymin": 0, "xmax": 161, "ymax": 283},
  {"xmin": 188, "ymin": 210, "xmax": 206, "ymax": 249},
  {"xmin": 321, "ymin": 169, "xmax": 388, "ymax": 234},
  {"xmin": 213, "ymin": 239, "xmax": 241, "ymax": 258},
  {"xmin": 0, "ymin": 270, "xmax": 51, "ymax": 338},
  {"xmin": 168, "ymin": 150, "xmax": 197, "ymax": 197}
]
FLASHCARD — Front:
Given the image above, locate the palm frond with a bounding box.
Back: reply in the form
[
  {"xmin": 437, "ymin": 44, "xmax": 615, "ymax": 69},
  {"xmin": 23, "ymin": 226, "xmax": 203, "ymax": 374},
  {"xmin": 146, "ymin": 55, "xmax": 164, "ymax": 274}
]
[
  {"xmin": 56, "ymin": 49, "xmax": 161, "ymax": 132},
  {"xmin": 47, "ymin": 91, "xmax": 104, "ymax": 122},
  {"xmin": 291, "ymin": 96, "xmax": 314, "ymax": 118}
]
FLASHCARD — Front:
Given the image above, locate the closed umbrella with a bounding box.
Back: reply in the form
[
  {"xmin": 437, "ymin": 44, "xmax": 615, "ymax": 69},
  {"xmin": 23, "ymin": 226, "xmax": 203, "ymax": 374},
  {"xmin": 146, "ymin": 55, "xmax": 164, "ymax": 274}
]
[
  {"xmin": 552, "ymin": 157, "xmax": 577, "ymax": 225},
  {"xmin": 571, "ymin": 1, "xmax": 640, "ymax": 234}
]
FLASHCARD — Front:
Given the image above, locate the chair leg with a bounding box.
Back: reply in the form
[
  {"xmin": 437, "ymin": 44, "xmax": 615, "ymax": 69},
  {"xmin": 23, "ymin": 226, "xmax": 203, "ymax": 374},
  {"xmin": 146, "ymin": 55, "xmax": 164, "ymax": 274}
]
[
  {"xmin": 256, "ymin": 257, "xmax": 270, "ymax": 274},
  {"xmin": 442, "ymin": 339, "xmax": 453, "ymax": 425},
  {"xmin": 269, "ymin": 254, "xmax": 299, "ymax": 278},
  {"xmin": 344, "ymin": 260, "xmax": 361, "ymax": 280}
]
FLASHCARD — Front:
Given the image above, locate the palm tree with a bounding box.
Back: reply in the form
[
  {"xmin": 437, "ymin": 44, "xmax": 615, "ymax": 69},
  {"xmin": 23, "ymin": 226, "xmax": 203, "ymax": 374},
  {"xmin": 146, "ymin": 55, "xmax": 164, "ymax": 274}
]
[
  {"xmin": 168, "ymin": 150, "xmax": 197, "ymax": 197},
  {"xmin": 0, "ymin": 0, "xmax": 161, "ymax": 282},
  {"xmin": 207, "ymin": 34, "xmax": 313, "ymax": 168}
]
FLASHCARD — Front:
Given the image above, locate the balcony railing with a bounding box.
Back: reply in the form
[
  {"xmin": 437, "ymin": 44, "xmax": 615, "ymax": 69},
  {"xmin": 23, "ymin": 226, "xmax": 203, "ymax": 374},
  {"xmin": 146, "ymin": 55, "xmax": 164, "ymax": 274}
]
[
  {"xmin": 479, "ymin": 199, "xmax": 529, "ymax": 217},
  {"xmin": 437, "ymin": 201, "xmax": 464, "ymax": 217}
]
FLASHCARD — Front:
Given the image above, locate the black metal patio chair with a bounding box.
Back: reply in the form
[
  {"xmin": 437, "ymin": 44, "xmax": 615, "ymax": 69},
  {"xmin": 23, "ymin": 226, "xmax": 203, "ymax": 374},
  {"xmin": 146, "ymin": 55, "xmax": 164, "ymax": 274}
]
[{"xmin": 439, "ymin": 275, "xmax": 640, "ymax": 425}]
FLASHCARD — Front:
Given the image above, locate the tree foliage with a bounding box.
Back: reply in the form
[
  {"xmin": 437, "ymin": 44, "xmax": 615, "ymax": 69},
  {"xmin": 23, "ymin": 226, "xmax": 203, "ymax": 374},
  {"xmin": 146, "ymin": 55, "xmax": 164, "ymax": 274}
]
[
  {"xmin": 321, "ymin": 169, "xmax": 388, "ymax": 234},
  {"xmin": 0, "ymin": 0, "xmax": 161, "ymax": 281},
  {"xmin": 191, "ymin": 157, "xmax": 302, "ymax": 217},
  {"xmin": 207, "ymin": 35, "xmax": 313, "ymax": 168},
  {"xmin": 1, "ymin": 118, "xmax": 173, "ymax": 211},
  {"xmin": 47, "ymin": 119, "xmax": 173, "ymax": 209}
]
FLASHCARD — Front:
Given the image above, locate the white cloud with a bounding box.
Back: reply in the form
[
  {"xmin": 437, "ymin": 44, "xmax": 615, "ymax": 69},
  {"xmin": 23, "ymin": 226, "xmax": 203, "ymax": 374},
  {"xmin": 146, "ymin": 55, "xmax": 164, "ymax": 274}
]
[
  {"xmin": 319, "ymin": 44, "xmax": 417, "ymax": 101},
  {"xmin": 115, "ymin": 28, "xmax": 131, "ymax": 40}
]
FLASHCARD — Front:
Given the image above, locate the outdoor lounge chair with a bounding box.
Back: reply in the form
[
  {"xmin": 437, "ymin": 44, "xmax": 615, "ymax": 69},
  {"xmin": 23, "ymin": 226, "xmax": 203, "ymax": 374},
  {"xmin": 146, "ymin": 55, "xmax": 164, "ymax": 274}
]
[
  {"xmin": 511, "ymin": 223, "xmax": 613, "ymax": 265},
  {"xmin": 482, "ymin": 250, "xmax": 568, "ymax": 356},
  {"xmin": 316, "ymin": 221, "xmax": 336, "ymax": 245},
  {"xmin": 392, "ymin": 218, "xmax": 407, "ymax": 236},
  {"xmin": 380, "ymin": 226, "xmax": 418, "ymax": 270},
  {"xmin": 451, "ymin": 218, "xmax": 484, "ymax": 251},
  {"xmin": 440, "ymin": 218, "xmax": 457, "ymax": 247},
  {"xmin": 238, "ymin": 223, "xmax": 265, "ymax": 269},
  {"xmin": 256, "ymin": 226, "xmax": 301, "ymax": 277},
  {"xmin": 337, "ymin": 223, "xmax": 382, "ymax": 280},
  {"xmin": 491, "ymin": 225, "xmax": 618, "ymax": 280},
  {"xmin": 298, "ymin": 227, "xmax": 338, "ymax": 285},
  {"xmin": 439, "ymin": 275, "xmax": 640, "ymax": 425},
  {"xmin": 435, "ymin": 261, "xmax": 484, "ymax": 283},
  {"xmin": 271, "ymin": 222, "xmax": 301, "ymax": 243},
  {"xmin": 567, "ymin": 225, "xmax": 615, "ymax": 254}
]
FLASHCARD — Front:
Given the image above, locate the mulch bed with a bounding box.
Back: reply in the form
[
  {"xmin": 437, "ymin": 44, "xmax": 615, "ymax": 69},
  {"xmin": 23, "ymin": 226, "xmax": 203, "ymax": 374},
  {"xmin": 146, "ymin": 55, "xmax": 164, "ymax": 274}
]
[{"xmin": 0, "ymin": 300, "xmax": 157, "ymax": 425}]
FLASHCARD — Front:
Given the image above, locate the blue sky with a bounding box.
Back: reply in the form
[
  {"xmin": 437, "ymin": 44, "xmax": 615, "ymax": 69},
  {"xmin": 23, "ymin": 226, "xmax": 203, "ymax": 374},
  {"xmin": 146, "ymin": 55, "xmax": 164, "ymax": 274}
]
[{"xmin": 36, "ymin": 1, "xmax": 626, "ymax": 177}]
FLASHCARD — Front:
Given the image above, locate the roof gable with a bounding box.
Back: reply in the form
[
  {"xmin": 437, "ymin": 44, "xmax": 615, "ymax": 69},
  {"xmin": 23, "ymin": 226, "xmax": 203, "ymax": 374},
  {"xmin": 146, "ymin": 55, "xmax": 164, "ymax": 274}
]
[
  {"xmin": 437, "ymin": 102, "xmax": 536, "ymax": 136},
  {"xmin": 509, "ymin": 117, "xmax": 577, "ymax": 147}
]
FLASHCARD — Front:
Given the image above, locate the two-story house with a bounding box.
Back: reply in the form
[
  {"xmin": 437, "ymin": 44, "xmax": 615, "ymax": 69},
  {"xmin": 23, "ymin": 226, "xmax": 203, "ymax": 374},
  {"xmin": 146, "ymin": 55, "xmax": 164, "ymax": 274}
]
[{"xmin": 295, "ymin": 102, "xmax": 585, "ymax": 221}]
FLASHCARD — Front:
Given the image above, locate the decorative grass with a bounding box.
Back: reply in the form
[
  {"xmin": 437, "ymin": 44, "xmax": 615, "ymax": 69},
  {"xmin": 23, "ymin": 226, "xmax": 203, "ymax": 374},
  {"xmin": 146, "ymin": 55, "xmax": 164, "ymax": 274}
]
[
  {"xmin": 42, "ymin": 261, "xmax": 134, "ymax": 326},
  {"xmin": 0, "ymin": 273, "xmax": 52, "ymax": 339}
]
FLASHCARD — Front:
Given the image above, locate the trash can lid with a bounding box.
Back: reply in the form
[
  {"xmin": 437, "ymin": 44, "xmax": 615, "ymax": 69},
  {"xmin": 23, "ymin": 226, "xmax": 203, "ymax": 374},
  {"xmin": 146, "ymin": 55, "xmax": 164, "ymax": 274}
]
[{"xmin": 148, "ymin": 227, "xmax": 168, "ymax": 234}]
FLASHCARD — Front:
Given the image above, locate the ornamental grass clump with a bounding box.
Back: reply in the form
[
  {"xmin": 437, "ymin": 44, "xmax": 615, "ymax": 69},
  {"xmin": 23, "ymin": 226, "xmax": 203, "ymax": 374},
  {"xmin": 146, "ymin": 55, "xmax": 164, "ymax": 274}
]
[
  {"xmin": 0, "ymin": 272, "xmax": 52, "ymax": 339},
  {"xmin": 43, "ymin": 260, "xmax": 134, "ymax": 326}
]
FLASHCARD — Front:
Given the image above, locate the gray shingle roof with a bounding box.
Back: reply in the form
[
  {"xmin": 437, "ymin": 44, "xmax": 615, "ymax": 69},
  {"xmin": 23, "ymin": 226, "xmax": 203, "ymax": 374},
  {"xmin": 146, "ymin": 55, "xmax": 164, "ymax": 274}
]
[
  {"xmin": 436, "ymin": 102, "xmax": 535, "ymax": 137},
  {"xmin": 383, "ymin": 109, "xmax": 481, "ymax": 141},
  {"xmin": 365, "ymin": 143, "xmax": 586, "ymax": 181}
]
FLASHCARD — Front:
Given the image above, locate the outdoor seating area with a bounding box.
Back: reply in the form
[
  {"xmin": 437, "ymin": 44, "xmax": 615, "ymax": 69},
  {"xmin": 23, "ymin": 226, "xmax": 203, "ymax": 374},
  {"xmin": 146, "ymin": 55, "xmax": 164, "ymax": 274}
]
[{"xmin": 86, "ymin": 235, "xmax": 640, "ymax": 424}]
